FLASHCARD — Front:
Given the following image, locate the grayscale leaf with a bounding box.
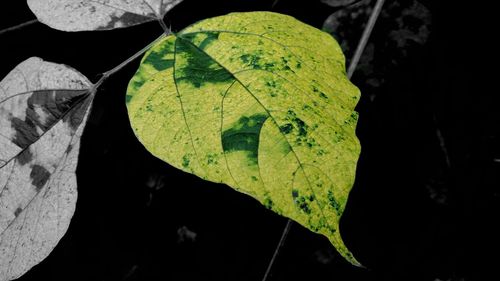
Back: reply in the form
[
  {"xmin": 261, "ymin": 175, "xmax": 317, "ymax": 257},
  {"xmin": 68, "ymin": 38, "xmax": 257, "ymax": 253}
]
[
  {"xmin": 27, "ymin": 0, "xmax": 184, "ymax": 31},
  {"xmin": 0, "ymin": 57, "xmax": 94, "ymax": 281}
]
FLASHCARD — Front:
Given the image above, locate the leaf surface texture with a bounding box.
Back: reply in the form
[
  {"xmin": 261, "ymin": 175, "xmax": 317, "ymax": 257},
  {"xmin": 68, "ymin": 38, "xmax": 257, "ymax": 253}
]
[
  {"xmin": 0, "ymin": 57, "xmax": 93, "ymax": 280},
  {"xmin": 127, "ymin": 12, "xmax": 361, "ymax": 265},
  {"xmin": 28, "ymin": 0, "xmax": 183, "ymax": 31}
]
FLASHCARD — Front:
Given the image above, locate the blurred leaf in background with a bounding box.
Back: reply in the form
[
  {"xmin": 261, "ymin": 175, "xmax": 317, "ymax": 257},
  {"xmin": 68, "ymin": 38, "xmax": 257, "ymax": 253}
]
[{"xmin": 323, "ymin": 0, "xmax": 431, "ymax": 100}]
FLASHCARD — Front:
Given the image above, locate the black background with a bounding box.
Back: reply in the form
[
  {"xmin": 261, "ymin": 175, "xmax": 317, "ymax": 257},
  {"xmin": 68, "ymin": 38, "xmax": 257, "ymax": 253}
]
[{"xmin": 1, "ymin": 1, "xmax": 498, "ymax": 281}]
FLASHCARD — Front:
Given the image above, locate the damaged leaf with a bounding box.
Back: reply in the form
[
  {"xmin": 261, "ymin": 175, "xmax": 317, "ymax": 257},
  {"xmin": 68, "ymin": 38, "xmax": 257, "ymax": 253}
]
[
  {"xmin": 27, "ymin": 0, "xmax": 184, "ymax": 31},
  {"xmin": 0, "ymin": 57, "xmax": 94, "ymax": 281},
  {"xmin": 127, "ymin": 12, "xmax": 362, "ymax": 265}
]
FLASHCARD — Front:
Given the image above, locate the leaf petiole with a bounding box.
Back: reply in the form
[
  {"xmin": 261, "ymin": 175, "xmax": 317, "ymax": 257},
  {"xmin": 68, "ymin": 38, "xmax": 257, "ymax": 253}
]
[
  {"xmin": 0, "ymin": 19, "xmax": 38, "ymax": 36},
  {"xmin": 92, "ymin": 33, "xmax": 166, "ymax": 91},
  {"xmin": 157, "ymin": 18, "xmax": 173, "ymax": 36}
]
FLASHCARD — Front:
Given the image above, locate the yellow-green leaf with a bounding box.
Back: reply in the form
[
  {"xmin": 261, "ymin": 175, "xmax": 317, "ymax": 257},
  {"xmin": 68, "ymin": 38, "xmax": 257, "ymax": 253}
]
[{"xmin": 126, "ymin": 11, "xmax": 361, "ymax": 265}]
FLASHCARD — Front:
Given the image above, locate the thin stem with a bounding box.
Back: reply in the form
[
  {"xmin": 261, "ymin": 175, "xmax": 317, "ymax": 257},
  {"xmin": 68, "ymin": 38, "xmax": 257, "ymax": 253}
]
[
  {"xmin": 92, "ymin": 33, "xmax": 165, "ymax": 91},
  {"xmin": 261, "ymin": 1, "xmax": 386, "ymax": 280},
  {"xmin": 433, "ymin": 114, "xmax": 451, "ymax": 168},
  {"xmin": 261, "ymin": 219, "xmax": 293, "ymax": 281},
  {"xmin": 347, "ymin": 0, "xmax": 385, "ymax": 78},
  {"xmin": 157, "ymin": 18, "xmax": 172, "ymax": 36},
  {"xmin": 0, "ymin": 19, "xmax": 38, "ymax": 36}
]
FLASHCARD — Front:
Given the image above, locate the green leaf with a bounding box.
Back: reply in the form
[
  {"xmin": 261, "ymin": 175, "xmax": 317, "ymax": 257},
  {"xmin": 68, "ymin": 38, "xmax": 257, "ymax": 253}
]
[
  {"xmin": 127, "ymin": 11, "xmax": 361, "ymax": 265},
  {"xmin": 28, "ymin": 0, "xmax": 183, "ymax": 31},
  {"xmin": 0, "ymin": 57, "xmax": 94, "ymax": 281}
]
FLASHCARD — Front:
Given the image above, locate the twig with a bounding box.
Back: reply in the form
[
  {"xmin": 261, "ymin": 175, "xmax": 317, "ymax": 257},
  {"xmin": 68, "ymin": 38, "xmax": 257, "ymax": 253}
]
[
  {"xmin": 92, "ymin": 33, "xmax": 165, "ymax": 91},
  {"xmin": 0, "ymin": 19, "xmax": 38, "ymax": 36},
  {"xmin": 433, "ymin": 114, "xmax": 451, "ymax": 168},
  {"xmin": 261, "ymin": 219, "xmax": 293, "ymax": 281},
  {"xmin": 347, "ymin": 0, "xmax": 385, "ymax": 78},
  {"xmin": 261, "ymin": 1, "xmax": 386, "ymax": 280}
]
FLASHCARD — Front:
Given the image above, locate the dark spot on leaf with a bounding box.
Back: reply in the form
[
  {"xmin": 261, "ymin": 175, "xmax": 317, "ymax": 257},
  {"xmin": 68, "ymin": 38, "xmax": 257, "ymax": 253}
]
[
  {"xmin": 14, "ymin": 89, "xmax": 89, "ymax": 134},
  {"xmin": 240, "ymin": 54, "xmax": 260, "ymax": 65},
  {"xmin": 10, "ymin": 117, "xmax": 39, "ymax": 149},
  {"xmin": 182, "ymin": 155, "xmax": 190, "ymax": 168},
  {"xmin": 64, "ymin": 97, "xmax": 91, "ymax": 131},
  {"xmin": 264, "ymin": 197, "xmax": 273, "ymax": 209},
  {"xmin": 98, "ymin": 12, "xmax": 150, "ymax": 30},
  {"xmin": 126, "ymin": 94, "xmax": 133, "ymax": 104},
  {"xmin": 294, "ymin": 195, "xmax": 311, "ymax": 214},
  {"xmin": 30, "ymin": 164, "xmax": 51, "ymax": 191},
  {"xmin": 182, "ymin": 31, "xmax": 220, "ymax": 50},
  {"xmin": 327, "ymin": 190, "xmax": 341, "ymax": 214},
  {"xmin": 333, "ymin": 131, "xmax": 346, "ymax": 142},
  {"xmin": 285, "ymin": 110, "xmax": 308, "ymax": 138},
  {"xmin": 54, "ymin": 90, "xmax": 88, "ymax": 110},
  {"xmin": 292, "ymin": 189, "xmax": 299, "ymax": 198},
  {"xmin": 132, "ymin": 80, "xmax": 145, "ymax": 91},
  {"xmin": 149, "ymin": 58, "xmax": 174, "ymax": 71},
  {"xmin": 143, "ymin": 40, "xmax": 175, "ymax": 71},
  {"xmin": 175, "ymin": 37, "xmax": 233, "ymax": 88},
  {"xmin": 266, "ymin": 80, "xmax": 277, "ymax": 88},
  {"xmin": 306, "ymin": 141, "xmax": 314, "ymax": 148},
  {"xmin": 319, "ymin": 92, "xmax": 328, "ymax": 99},
  {"xmin": 239, "ymin": 51, "xmax": 277, "ymax": 71},
  {"xmin": 222, "ymin": 114, "xmax": 269, "ymax": 165},
  {"xmin": 328, "ymin": 227, "xmax": 337, "ymax": 234},
  {"xmin": 14, "ymin": 207, "xmax": 22, "ymax": 217},
  {"xmin": 279, "ymin": 123, "xmax": 293, "ymax": 134},
  {"xmin": 207, "ymin": 153, "xmax": 218, "ymax": 165},
  {"xmin": 17, "ymin": 148, "xmax": 33, "ymax": 166},
  {"xmin": 263, "ymin": 62, "xmax": 276, "ymax": 70},
  {"xmin": 294, "ymin": 118, "xmax": 308, "ymax": 137}
]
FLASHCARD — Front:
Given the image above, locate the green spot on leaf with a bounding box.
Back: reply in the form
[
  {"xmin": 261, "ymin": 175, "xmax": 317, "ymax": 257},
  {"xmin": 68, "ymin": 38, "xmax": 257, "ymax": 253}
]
[
  {"xmin": 182, "ymin": 155, "xmax": 190, "ymax": 168},
  {"xmin": 221, "ymin": 114, "xmax": 269, "ymax": 164},
  {"xmin": 175, "ymin": 37, "xmax": 233, "ymax": 88}
]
